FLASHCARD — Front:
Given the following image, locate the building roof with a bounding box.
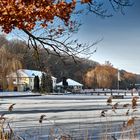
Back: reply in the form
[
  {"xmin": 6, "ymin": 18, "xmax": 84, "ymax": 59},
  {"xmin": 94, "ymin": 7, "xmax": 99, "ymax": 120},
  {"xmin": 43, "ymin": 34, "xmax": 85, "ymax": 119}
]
[
  {"xmin": 56, "ymin": 78, "xmax": 83, "ymax": 86},
  {"xmin": 7, "ymin": 69, "xmax": 56, "ymax": 79},
  {"xmin": 20, "ymin": 69, "xmax": 43, "ymax": 77}
]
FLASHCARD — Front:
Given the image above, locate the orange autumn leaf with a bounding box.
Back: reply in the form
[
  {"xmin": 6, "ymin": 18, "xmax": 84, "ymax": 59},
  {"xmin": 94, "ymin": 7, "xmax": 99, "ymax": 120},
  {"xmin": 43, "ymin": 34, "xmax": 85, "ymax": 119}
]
[
  {"xmin": 0, "ymin": 0, "xmax": 77, "ymax": 33},
  {"xmin": 132, "ymin": 96, "xmax": 139, "ymax": 109},
  {"xmin": 127, "ymin": 117, "xmax": 135, "ymax": 127},
  {"xmin": 81, "ymin": 0, "xmax": 92, "ymax": 3}
]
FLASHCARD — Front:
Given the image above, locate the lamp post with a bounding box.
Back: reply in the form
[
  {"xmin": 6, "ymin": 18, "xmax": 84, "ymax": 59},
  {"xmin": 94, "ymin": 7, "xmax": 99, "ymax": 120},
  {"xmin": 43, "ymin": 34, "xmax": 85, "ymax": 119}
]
[
  {"xmin": 117, "ymin": 69, "xmax": 121, "ymax": 90},
  {"xmin": 117, "ymin": 79, "xmax": 120, "ymax": 90}
]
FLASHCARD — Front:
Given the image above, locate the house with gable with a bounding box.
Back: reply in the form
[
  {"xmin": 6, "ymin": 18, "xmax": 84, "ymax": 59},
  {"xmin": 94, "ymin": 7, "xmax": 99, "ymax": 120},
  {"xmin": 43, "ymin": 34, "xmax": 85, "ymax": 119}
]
[
  {"xmin": 7, "ymin": 69, "xmax": 56, "ymax": 92},
  {"xmin": 56, "ymin": 78, "xmax": 83, "ymax": 93}
]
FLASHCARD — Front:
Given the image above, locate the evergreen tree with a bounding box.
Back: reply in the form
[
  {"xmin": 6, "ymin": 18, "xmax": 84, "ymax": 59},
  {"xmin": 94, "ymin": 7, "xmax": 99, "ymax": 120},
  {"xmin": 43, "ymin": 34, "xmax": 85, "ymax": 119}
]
[
  {"xmin": 34, "ymin": 76, "xmax": 40, "ymax": 92},
  {"xmin": 41, "ymin": 73, "xmax": 53, "ymax": 93},
  {"xmin": 46, "ymin": 73, "xmax": 53, "ymax": 93},
  {"xmin": 41, "ymin": 73, "xmax": 46, "ymax": 92},
  {"xmin": 62, "ymin": 77, "xmax": 68, "ymax": 90}
]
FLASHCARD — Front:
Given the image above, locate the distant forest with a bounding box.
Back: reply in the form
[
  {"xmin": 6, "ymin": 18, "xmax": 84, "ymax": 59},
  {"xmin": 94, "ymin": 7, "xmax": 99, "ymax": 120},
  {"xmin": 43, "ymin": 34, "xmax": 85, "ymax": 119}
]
[{"xmin": 1, "ymin": 34, "xmax": 140, "ymax": 89}]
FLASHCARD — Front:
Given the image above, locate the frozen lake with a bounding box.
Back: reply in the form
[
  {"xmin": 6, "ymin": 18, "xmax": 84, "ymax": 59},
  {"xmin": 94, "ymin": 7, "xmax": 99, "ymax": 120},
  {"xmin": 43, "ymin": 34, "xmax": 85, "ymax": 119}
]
[{"xmin": 0, "ymin": 93, "xmax": 140, "ymax": 139}]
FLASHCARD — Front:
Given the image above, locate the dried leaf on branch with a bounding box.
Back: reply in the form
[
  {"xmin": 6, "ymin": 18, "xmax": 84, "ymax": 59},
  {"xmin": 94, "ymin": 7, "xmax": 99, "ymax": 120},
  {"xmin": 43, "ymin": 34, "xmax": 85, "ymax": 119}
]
[
  {"xmin": 8, "ymin": 104, "xmax": 16, "ymax": 112},
  {"xmin": 39, "ymin": 114, "xmax": 46, "ymax": 123}
]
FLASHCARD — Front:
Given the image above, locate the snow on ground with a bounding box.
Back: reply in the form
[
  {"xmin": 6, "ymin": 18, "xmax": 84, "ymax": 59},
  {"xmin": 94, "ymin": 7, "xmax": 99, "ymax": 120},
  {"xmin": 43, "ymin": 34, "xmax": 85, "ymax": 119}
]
[
  {"xmin": 0, "ymin": 92, "xmax": 140, "ymax": 139},
  {"xmin": 0, "ymin": 91, "xmax": 40, "ymax": 96}
]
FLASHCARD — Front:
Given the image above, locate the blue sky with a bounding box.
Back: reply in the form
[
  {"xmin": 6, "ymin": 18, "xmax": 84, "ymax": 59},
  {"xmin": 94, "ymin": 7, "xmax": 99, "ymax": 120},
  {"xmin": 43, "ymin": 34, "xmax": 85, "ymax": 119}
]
[{"xmin": 75, "ymin": 0, "xmax": 140, "ymax": 74}]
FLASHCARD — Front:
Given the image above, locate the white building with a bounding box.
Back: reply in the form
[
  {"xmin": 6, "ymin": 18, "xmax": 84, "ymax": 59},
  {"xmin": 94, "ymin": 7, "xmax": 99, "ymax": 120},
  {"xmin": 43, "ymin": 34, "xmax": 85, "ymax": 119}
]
[
  {"xmin": 56, "ymin": 78, "xmax": 83, "ymax": 92},
  {"xmin": 7, "ymin": 69, "xmax": 57, "ymax": 91}
]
